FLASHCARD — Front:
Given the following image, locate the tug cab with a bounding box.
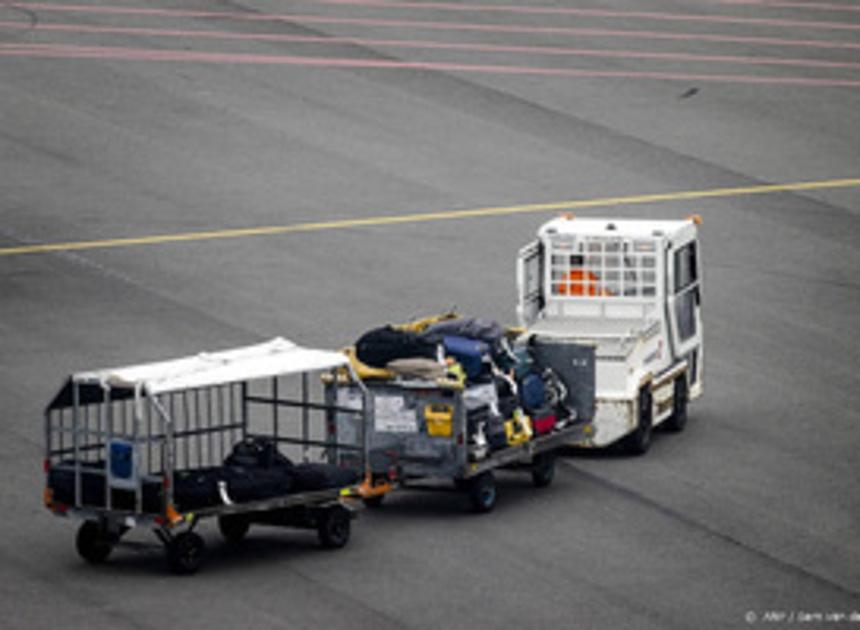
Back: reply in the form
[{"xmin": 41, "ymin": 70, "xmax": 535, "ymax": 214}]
[{"xmin": 517, "ymin": 216, "xmax": 703, "ymax": 454}]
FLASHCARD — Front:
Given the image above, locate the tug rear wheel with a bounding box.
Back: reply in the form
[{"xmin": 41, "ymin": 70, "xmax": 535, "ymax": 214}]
[{"xmin": 531, "ymin": 452, "xmax": 556, "ymax": 488}]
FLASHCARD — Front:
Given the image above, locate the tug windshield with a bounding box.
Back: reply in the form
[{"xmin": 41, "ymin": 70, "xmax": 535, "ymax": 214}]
[{"xmin": 549, "ymin": 237, "xmax": 659, "ymax": 300}]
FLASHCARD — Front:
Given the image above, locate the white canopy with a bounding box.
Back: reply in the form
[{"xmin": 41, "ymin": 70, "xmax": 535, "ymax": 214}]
[{"xmin": 72, "ymin": 337, "xmax": 349, "ymax": 395}]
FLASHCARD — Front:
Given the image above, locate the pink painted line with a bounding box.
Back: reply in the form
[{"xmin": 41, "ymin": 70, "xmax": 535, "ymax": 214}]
[
  {"xmin": 10, "ymin": 3, "xmax": 860, "ymax": 51},
  {"xmin": 3, "ymin": 19, "xmax": 860, "ymax": 70},
  {"xmin": 705, "ymin": 0, "xmax": 860, "ymax": 12},
  {"xmin": 2, "ymin": 42, "xmax": 859, "ymax": 87},
  {"xmin": 302, "ymin": 0, "xmax": 860, "ymax": 30}
]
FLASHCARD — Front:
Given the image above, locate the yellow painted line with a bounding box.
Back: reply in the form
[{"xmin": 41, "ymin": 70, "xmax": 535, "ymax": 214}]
[{"xmin": 1, "ymin": 177, "xmax": 858, "ymax": 257}]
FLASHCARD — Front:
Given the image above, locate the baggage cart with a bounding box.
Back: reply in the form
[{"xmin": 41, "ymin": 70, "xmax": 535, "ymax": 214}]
[
  {"xmin": 43, "ymin": 338, "xmax": 371, "ymax": 574},
  {"xmin": 327, "ymin": 373, "xmax": 594, "ymax": 513}
]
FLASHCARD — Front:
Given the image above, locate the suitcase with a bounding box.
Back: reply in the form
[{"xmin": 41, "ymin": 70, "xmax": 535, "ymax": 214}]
[
  {"xmin": 173, "ymin": 467, "xmax": 227, "ymax": 510},
  {"xmin": 467, "ymin": 404, "xmax": 491, "ymax": 436},
  {"xmin": 504, "ymin": 411, "xmax": 533, "ymax": 446},
  {"xmin": 518, "ymin": 372, "xmax": 545, "ymax": 412},
  {"xmin": 463, "ymin": 381, "xmax": 498, "ymax": 411},
  {"xmin": 497, "ymin": 394, "xmax": 519, "ymax": 421},
  {"xmin": 531, "ymin": 407, "xmax": 558, "ymax": 435},
  {"xmin": 49, "ymin": 462, "xmax": 162, "ymax": 512},
  {"xmin": 424, "ymin": 404, "xmax": 454, "ymax": 438},
  {"xmin": 485, "ymin": 415, "xmax": 509, "ymax": 451}
]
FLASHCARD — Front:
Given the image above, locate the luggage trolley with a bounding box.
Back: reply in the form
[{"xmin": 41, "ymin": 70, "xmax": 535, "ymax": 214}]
[
  {"xmin": 327, "ymin": 368, "xmax": 594, "ymax": 513},
  {"xmin": 43, "ymin": 338, "xmax": 370, "ymax": 574}
]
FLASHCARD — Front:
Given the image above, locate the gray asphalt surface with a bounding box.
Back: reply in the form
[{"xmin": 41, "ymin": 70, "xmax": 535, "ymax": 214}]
[{"xmin": 1, "ymin": 0, "xmax": 859, "ymax": 628}]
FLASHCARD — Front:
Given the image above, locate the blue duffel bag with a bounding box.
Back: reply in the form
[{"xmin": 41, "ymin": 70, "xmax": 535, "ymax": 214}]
[{"xmin": 443, "ymin": 335, "xmax": 490, "ymax": 380}]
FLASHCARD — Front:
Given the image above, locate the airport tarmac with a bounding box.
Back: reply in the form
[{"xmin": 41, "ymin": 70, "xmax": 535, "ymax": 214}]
[{"xmin": 1, "ymin": 0, "xmax": 859, "ymax": 628}]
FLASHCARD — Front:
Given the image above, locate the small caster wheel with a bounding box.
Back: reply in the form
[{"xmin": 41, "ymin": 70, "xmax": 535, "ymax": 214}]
[
  {"xmin": 363, "ymin": 494, "xmax": 385, "ymax": 509},
  {"xmin": 466, "ymin": 471, "xmax": 497, "ymax": 513},
  {"xmin": 166, "ymin": 531, "xmax": 205, "ymax": 575},
  {"xmin": 76, "ymin": 521, "xmax": 117, "ymax": 564},
  {"xmin": 218, "ymin": 514, "xmax": 250, "ymax": 543},
  {"xmin": 317, "ymin": 507, "xmax": 351, "ymax": 549},
  {"xmin": 531, "ymin": 452, "xmax": 556, "ymax": 488}
]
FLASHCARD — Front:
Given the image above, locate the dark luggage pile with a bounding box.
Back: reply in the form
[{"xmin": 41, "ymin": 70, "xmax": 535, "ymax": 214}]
[
  {"xmin": 48, "ymin": 437, "xmax": 358, "ymax": 513},
  {"xmin": 350, "ymin": 315, "xmax": 576, "ymax": 461}
]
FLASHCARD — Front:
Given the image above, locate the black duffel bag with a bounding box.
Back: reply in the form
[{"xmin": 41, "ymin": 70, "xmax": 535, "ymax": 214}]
[{"xmin": 356, "ymin": 325, "xmax": 437, "ymax": 368}]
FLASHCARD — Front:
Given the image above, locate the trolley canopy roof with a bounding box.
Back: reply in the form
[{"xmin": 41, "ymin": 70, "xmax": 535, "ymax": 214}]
[{"xmin": 48, "ymin": 338, "xmax": 349, "ymax": 410}]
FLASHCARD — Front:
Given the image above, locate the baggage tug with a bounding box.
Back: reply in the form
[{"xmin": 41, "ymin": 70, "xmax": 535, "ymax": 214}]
[{"xmin": 517, "ymin": 216, "xmax": 704, "ymax": 454}]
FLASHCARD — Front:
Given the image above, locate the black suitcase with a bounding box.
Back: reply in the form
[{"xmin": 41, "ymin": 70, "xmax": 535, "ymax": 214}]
[
  {"xmin": 173, "ymin": 467, "xmax": 226, "ymax": 511},
  {"xmin": 484, "ymin": 415, "xmax": 509, "ymax": 451}
]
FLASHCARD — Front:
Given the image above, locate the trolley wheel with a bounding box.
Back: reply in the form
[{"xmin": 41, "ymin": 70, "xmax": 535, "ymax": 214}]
[
  {"xmin": 76, "ymin": 521, "xmax": 117, "ymax": 564},
  {"xmin": 466, "ymin": 471, "xmax": 497, "ymax": 513},
  {"xmin": 620, "ymin": 387, "xmax": 653, "ymax": 456},
  {"xmin": 166, "ymin": 532, "xmax": 205, "ymax": 575},
  {"xmin": 664, "ymin": 376, "xmax": 689, "ymax": 433},
  {"xmin": 317, "ymin": 507, "xmax": 351, "ymax": 549},
  {"xmin": 218, "ymin": 514, "xmax": 251, "ymax": 543},
  {"xmin": 363, "ymin": 494, "xmax": 385, "ymax": 509},
  {"xmin": 531, "ymin": 452, "xmax": 556, "ymax": 488}
]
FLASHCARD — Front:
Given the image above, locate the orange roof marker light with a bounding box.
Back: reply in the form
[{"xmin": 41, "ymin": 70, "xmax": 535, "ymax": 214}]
[
  {"xmin": 561, "ymin": 212, "xmax": 576, "ymax": 220},
  {"xmin": 686, "ymin": 213, "xmax": 703, "ymax": 225}
]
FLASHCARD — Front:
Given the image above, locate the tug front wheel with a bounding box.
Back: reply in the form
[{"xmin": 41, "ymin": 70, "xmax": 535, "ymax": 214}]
[{"xmin": 664, "ymin": 376, "xmax": 689, "ymax": 433}]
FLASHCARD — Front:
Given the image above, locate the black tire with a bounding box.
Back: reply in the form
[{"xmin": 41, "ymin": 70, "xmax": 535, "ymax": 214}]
[
  {"xmin": 218, "ymin": 514, "xmax": 251, "ymax": 543},
  {"xmin": 317, "ymin": 507, "xmax": 351, "ymax": 549},
  {"xmin": 466, "ymin": 471, "xmax": 497, "ymax": 513},
  {"xmin": 76, "ymin": 521, "xmax": 116, "ymax": 564},
  {"xmin": 664, "ymin": 376, "xmax": 689, "ymax": 433},
  {"xmin": 363, "ymin": 494, "xmax": 385, "ymax": 509},
  {"xmin": 166, "ymin": 532, "xmax": 205, "ymax": 575},
  {"xmin": 531, "ymin": 452, "xmax": 556, "ymax": 488},
  {"xmin": 620, "ymin": 387, "xmax": 653, "ymax": 456}
]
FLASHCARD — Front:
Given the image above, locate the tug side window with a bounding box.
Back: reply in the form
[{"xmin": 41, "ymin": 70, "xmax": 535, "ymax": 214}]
[
  {"xmin": 674, "ymin": 242, "xmax": 698, "ymax": 293},
  {"xmin": 673, "ymin": 243, "xmax": 699, "ymax": 341}
]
